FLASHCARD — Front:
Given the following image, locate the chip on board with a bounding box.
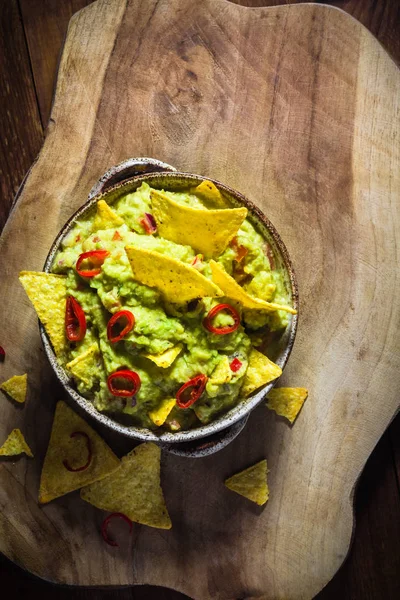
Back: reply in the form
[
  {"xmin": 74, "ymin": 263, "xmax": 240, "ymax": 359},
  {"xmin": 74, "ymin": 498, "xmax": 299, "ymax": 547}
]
[
  {"xmin": 66, "ymin": 343, "xmax": 100, "ymax": 386},
  {"xmin": 225, "ymin": 459, "xmax": 269, "ymax": 505},
  {"xmin": 241, "ymin": 349, "xmax": 282, "ymax": 397},
  {"xmin": 143, "ymin": 344, "xmax": 183, "ymax": 368},
  {"xmin": 266, "ymin": 387, "xmax": 308, "ymax": 424},
  {"xmin": 92, "ymin": 199, "xmax": 125, "ymax": 231},
  {"xmin": 0, "ymin": 429, "xmax": 33, "ymax": 457},
  {"xmin": 149, "ymin": 398, "xmax": 176, "ymax": 427},
  {"xmin": 150, "ymin": 189, "xmax": 247, "ymax": 258},
  {"xmin": 81, "ymin": 442, "xmax": 172, "ymax": 529},
  {"xmin": 191, "ymin": 180, "xmax": 228, "ymax": 208},
  {"xmin": 39, "ymin": 401, "xmax": 120, "ymax": 504},
  {"xmin": 0, "ymin": 373, "xmax": 28, "ymax": 404},
  {"xmin": 210, "ymin": 261, "xmax": 297, "ymax": 314},
  {"xmin": 125, "ymin": 245, "xmax": 222, "ymax": 304},
  {"xmin": 19, "ymin": 271, "xmax": 67, "ymax": 356}
]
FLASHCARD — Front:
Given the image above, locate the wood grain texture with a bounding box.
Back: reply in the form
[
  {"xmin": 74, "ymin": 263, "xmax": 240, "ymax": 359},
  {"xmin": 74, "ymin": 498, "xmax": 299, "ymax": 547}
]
[
  {"xmin": 19, "ymin": 0, "xmax": 93, "ymax": 127},
  {"xmin": 17, "ymin": 0, "xmax": 400, "ymax": 138},
  {"xmin": 0, "ymin": 1, "xmax": 399, "ymax": 598},
  {"xmin": 233, "ymin": 0, "xmax": 400, "ymax": 64},
  {"xmin": 315, "ymin": 430, "xmax": 400, "ymax": 599},
  {"xmin": 0, "ymin": 0, "xmax": 43, "ymax": 231}
]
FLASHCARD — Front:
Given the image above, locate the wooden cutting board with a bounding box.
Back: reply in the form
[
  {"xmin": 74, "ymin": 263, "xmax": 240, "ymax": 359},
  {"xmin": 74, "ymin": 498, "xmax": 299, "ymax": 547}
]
[{"xmin": 0, "ymin": 0, "xmax": 399, "ymax": 598}]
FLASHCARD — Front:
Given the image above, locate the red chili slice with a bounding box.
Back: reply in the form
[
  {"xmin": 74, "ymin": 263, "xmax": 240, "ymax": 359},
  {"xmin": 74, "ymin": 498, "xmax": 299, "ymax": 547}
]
[
  {"xmin": 65, "ymin": 296, "xmax": 87, "ymax": 342},
  {"xmin": 191, "ymin": 254, "xmax": 204, "ymax": 269},
  {"xmin": 101, "ymin": 513, "xmax": 133, "ymax": 547},
  {"xmin": 0, "ymin": 346, "xmax": 5, "ymax": 362},
  {"xmin": 230, "ymin": 237, "xmax": 248, "ymax": 263},
  {"xmin": 230, "ymin": 358, "xmax": 242, "ymax": 372},
  {"xmin": 107, "ymin": 311, "xmax": 135, "ymax": 343},
  {"xmin": 63, "ymin": 431, "xmax": 92, "ymax": 472},
  {"xmin": 139, "ymin": 213, "xmax": 157, "ymax": 235},
  {"xmin": 203, "ymin": 303, "xmax": 240, "ymax": 335},
  {"xmin": 76, "ymin": 250, "xmax": 110, "ymax": 277},
  {"xmin": 176, "ymin": 374, "xmax": 207, "ymax": 409},
  {"xmin": 107, "ymin": 370, "xmax": 141, "ymax": 397}
]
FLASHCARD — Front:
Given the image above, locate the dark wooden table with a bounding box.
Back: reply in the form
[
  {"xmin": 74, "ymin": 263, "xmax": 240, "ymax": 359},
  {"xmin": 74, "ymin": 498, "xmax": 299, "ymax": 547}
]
[{"xmin": 1, "ymin": 1, "xmax": 399, "ymax": 598}]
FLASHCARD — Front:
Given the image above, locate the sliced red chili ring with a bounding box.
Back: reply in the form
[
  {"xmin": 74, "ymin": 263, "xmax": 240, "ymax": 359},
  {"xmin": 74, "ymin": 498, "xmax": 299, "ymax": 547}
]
[
  {"xmin": 176, "ymin": 374, "xmax": 207, "ymax": 409},
  {"xmin": 203, "ymin": 303, "xmax": 240, "ymax": 335},
  {"xmin": 65, "ymin": 296, "xmax": 87, "ymax": 342},
  {"xmin": 230, "ymin": 358, "xmax": 242, "ymax": 372},
  {"xmin": 139, "ymin": 213, "xmax": 157, "ymax": 235},
  {"xmin": 101, "ymin": 513, "xmax": 133, "ymax": 547},
  {"xmin": 0, "ymin": 346, "xmax": 5, "ymax": 362},
  {"xmin": 107, "ymin": 370, "xmax": 141, "ymax": 397},
  {"xmin": 63, "ymin": 431, "xmax": 92, "ymax": 472},
  {"xmin": 107, "ymin": 310, "xmax": 135, "ymax": 343},
  {"xmin": 76, "ymin": 250, "xmax": 110, "ymax": 277}
]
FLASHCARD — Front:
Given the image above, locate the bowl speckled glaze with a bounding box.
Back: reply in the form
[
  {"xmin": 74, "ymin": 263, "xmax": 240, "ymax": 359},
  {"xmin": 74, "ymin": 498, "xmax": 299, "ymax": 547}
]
[{"xmin": 41, "ymin": 158, "xmax": 298, "ymax": 456}]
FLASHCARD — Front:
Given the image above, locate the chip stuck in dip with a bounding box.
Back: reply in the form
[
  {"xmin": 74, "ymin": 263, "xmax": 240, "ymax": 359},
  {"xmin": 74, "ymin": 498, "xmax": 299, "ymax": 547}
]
[{"xmin": 19, "ymin": 180, "xmax": 296, "ymax": 432}]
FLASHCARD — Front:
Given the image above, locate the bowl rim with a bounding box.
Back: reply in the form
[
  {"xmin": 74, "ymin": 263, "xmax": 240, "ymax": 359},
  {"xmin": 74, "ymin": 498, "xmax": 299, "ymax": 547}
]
[{"xmin": 41, "ymin": 169, "xmax": 298, "ymax": 443}]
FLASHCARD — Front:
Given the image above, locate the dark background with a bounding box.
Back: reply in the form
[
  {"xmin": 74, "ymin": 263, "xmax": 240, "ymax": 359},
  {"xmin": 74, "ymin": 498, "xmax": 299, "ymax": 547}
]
[{"xmin": 1, "ymin": 0, "xmax": 399, "ymax": 598}]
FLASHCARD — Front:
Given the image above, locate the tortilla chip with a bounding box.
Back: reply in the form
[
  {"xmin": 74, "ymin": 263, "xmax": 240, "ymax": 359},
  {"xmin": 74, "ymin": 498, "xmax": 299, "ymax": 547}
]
[
  {"xmin": 149, "ymin": 398, "xmax": 176, "ymax": 427},
  {"xmin": 192, "ymin": 180, "xmax": 228, "ymax": 208},
  {"xmin": 143, "ymin": 344, "xmax": 183, "ymax": 368},
  {"xmin": 0, "ymin": 374, "xmax": 28, "ymax": 403},
  {"xmin": 66, "ymin": 343, "xmax": 100, "ymax": 386},
  {"xmin": 125, "ymin": 245, "xmax": 222, "ymax": 304},
  {"xmin": 150, "ymin": 189, "xmax": 247, "ymax": 258},
  {"xmin": 19, "ymin": 271, "xmax": 67, "ymax": 356},
  {"xmin": 210, "ymin": 356, "xmax": 232, "ymax": 385},
  {"xmin": 205, "ymin": 356, "xmax": 232, "ymax": 398},
  {"xmin": 266, "ymin": 387, "xmax": 308, "ymax": 424},
  {"xmin": 81, "ymin": 442, "xmax": 171, "ymax": 529},
  {"xmin": 241, "ymin": 349, "xmax": 282, "ymax": 397},
  {"xmin": 225, "ymin": 459, "xmax": 269, "ymax": 505},
  {"xmin": 210, "ymin": 261, "xmax": 296, "ymax": 314},
  {"xmin": 39, "ymin": 401, "xmax": 120, "ymax": 504},
  {"xmin": 0, "ymin": 429, "xmax": 33, "ymax": 457},
  {"xmin": 92, "ymin": 199, "xmax": 125, "ymax": 231}
]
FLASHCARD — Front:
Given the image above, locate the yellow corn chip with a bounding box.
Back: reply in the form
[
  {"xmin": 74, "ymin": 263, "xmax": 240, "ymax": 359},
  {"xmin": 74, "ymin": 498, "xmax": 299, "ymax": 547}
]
[
  {"xmin": 205, "ymin": 356, "xmax": 232, "ymax": 399},
  {"xmin": 225, "ymin": 459, "xmax": 269, "ymax": 505},
  {"xmin": 92, "ymin": 199, "xmax": 125, "ymax": 231},
  {"xmin": 210, "ymin": 261, "xmax": 296, "ymax": 314},
  {"xmin": 241, "ymin": 349, "xmax": 282, "ymax": 397},
  {"xmin": 209, "ymin": 356, "xmax": 232, "ymax": 385},
  {"xmin": 66, "ymin": 343, "xmax": 100, "ymax": 386},
  {"xmin": 149, "ymin": 398, "xmax": 176, "ymax": 427},
  {"xmin": 266, "ymin": 387, "xmax": 308, "ymax": 424},
  {"xmin": 19, "ymin": 271, "xmax": 67, "ymax": 356},
  {"xmin": 39, "ymin": 401, "xmax": 120, "ymax": 504},
  {"xmin": 143, "ymin": 344, "xmax": 183, "ymax": 368},
  {"xmin": 150, "ymin": 189, "xmax": 247, "ymax": 258},
  {"xmin": 0, "ymin": 429, "xmax": 33, "ymax": 457},
  {"xmin": 0, "ymin": 374, "xmax": 28, "ymax": 403},
  {"xmin": 125, "ymin": 246, "xmax": 222, "ymax": 304},
  {"xmin": 192, "ymin": 180, "xmax": 228, "ymax": 208},
  {"xmin": 81, "ymin": 442, "xmax": 172, "ymax": 529}
]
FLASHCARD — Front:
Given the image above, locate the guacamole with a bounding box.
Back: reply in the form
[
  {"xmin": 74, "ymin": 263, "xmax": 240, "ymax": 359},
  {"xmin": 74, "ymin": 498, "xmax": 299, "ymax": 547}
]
[{"xmin": 52, "ymin": 182, "xmax": 293, "ymax": 431}]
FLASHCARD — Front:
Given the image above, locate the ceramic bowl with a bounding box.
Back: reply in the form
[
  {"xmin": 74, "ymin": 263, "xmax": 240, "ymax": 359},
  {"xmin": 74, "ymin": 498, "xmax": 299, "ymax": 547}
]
[{"xmin": 41, "ymin": 158, "xmax": 298, "ymax": 455}]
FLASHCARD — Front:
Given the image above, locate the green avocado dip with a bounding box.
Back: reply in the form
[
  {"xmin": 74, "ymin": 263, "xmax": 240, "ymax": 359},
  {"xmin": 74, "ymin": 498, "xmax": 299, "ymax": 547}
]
[{"xmin": 52, "ymin": 181, "xmax": 294, "ymax": 432}]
